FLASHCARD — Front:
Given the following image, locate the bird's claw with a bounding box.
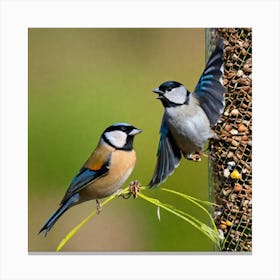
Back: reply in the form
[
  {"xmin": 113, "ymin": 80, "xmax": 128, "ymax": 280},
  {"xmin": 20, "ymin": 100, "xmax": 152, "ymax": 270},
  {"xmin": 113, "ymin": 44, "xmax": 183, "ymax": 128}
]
[
  {"xmin": 96, "ymin": 199, "xmax": 102, "ymax": 214},
  {"xmin": 186, "ymin": 153, "xmax": 201, "ymax": 162}
]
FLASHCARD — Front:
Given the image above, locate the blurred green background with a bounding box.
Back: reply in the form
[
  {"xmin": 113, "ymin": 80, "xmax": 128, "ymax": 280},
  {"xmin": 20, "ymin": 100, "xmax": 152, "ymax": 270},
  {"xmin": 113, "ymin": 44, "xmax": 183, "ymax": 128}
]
[{"xmin": 28, "ymin": 28, "xmax": 212, "ymax": 252}]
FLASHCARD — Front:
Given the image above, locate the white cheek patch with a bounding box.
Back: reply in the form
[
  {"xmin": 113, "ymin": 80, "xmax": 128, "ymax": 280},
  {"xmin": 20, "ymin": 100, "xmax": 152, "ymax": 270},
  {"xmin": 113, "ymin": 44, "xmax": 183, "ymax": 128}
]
[
  {"xmin": 165, "ymin": 86, "xmax": 186, "ymax": 104},
  {"xmin": 104, "ymin": 130, "xmax": 127, "ymax": 148}
]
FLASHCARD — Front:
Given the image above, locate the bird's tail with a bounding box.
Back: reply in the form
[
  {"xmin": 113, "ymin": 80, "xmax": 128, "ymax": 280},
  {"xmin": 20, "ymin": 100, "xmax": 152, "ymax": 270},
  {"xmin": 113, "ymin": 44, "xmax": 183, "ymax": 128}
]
[{"xmin": 38, "ymin": 193, "xmax": 79, "ymax": 237}]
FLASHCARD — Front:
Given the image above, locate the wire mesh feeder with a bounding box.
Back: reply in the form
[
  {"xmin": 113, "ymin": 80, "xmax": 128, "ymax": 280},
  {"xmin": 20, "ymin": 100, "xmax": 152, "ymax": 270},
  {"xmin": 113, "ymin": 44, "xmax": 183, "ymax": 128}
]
[{"xmin": 206, "ymin": 28, "xmax": 252, "ymax": 252}]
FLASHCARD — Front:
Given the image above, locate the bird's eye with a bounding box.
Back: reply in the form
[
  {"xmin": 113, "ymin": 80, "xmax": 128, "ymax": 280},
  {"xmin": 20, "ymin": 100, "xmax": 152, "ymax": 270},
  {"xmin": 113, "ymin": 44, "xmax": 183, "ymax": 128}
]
[{"xmin": 120, "ymin": 126, "xmax": 127, "ymax": 132}]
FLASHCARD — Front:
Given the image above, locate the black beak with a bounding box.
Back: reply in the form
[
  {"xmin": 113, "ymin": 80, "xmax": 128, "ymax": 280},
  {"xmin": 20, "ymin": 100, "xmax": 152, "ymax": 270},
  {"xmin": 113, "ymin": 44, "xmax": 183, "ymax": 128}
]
[{"xmin": 152, "ymin": 88, "xmax": 165, "ymax": 99}]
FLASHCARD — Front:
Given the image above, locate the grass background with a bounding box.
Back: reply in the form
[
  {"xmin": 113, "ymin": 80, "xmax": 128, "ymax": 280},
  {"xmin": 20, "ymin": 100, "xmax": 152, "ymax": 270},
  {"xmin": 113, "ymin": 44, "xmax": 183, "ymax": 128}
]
[{"xmin": 28, "ymin": 28, "xmax": 212, "ymax": 251}]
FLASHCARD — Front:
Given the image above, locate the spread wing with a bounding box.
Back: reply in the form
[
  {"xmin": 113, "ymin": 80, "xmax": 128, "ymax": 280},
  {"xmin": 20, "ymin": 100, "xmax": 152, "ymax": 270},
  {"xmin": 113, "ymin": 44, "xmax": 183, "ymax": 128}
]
[
  {"xmin": 149, "ymin": 115, "xmax": 181, "ymax": 188},
  {"xmin": 193, "ymin": 38, "xmax": 225, "ymax": 126}
]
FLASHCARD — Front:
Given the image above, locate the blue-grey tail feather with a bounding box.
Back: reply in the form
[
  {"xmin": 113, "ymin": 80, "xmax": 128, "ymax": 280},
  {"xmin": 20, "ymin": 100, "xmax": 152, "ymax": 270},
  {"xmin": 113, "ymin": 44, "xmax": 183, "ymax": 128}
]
[
  {"xmin": 193, "ymin": 38, "xmax": 225, "ymax": 126},
  {"xmin": 38, "ymin": 193, "xmax": 79, "ymax": 237},
  {"xmin": 149, "ymin": 132, "xmax": 181, "ymax": 188}
]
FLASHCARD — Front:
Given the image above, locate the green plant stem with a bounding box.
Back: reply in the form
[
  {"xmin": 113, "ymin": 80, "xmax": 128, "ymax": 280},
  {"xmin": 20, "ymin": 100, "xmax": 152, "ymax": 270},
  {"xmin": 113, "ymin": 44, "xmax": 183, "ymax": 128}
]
[
  {"xmin": 56, "ymin": 191, "xmax": 121, "ymax": 252},
  {"xmin": 161, "ymin": 188, "xmax": 217, "ymax": 231},
  {"xmin": 56, "ymin": 185, "xmax": 221, "ymax": 252},
  {"xmin": 137, "ymin": 192, "xmax": 220, "ymax": 246}
]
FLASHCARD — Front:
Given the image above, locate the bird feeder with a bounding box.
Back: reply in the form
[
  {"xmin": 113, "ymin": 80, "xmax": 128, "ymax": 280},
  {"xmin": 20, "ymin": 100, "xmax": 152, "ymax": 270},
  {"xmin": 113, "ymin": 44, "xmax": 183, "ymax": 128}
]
[{"xmin": 207, "ymin": 28, "xmax": 252, "ymax": 252}]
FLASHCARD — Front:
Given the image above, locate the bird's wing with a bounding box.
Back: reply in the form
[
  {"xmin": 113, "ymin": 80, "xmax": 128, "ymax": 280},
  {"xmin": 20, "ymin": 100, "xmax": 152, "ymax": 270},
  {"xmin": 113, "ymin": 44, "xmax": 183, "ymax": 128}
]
[
  {"xmin": 60, "ymin": 150, "xmax": 111, "ymax": 204},
  {"xmin": 149, "ymin": 115, "xmax": 181, "ymax": 188},
  {"xmin": 193, "ymin": 38, "xmax": 225, "ymax": 126}
]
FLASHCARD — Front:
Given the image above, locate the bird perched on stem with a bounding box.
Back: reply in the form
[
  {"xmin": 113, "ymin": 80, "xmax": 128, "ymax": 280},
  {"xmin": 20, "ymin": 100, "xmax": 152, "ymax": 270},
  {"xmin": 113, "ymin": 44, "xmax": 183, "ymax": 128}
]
[
  {"xmin": 149, "ymin": 39, "xmax": 225, "ymax": 188},
  {"xmin": 39, "ymin": 123, "xmax": 142, "ymax": 236}
]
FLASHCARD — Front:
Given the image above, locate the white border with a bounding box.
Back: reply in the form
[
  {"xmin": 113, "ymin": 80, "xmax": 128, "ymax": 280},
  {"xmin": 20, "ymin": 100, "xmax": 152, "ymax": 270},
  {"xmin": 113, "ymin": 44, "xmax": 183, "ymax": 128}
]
[{"xmin": 1, "ymin": 0, "xmax": 280, "ymax": 279}]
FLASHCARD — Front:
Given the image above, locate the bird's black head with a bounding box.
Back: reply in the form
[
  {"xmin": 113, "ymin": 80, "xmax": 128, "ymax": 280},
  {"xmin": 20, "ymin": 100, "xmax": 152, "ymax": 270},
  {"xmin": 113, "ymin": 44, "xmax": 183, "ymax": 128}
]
[
  {"xmin": 102, "ymin": 123, "xmax": 142, "ymax": 151},
  {"xmin": 152, "ymin": 81, "xmax": 189, "ymax": 107},
  {"xmin": 158, "ymin": 81, "xmax": 183, "ymax": 93}
]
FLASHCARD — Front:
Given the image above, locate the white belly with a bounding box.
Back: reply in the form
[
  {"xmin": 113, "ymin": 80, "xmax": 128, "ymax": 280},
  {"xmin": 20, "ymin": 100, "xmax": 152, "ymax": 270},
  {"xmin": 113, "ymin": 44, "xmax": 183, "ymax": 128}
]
[{"xmin": 165, "ymin": 99, "xmax": 213, "ymax": 155}]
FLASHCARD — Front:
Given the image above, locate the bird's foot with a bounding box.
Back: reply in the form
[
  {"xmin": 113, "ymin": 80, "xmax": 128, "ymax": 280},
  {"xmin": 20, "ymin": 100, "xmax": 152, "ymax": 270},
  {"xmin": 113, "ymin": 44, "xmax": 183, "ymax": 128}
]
[
  {"xmin": 96, "ymin": 199, "xmax": 102, "ymax": 214},
  {"xmin": 186, "ymin": 152, "xmax": 201, "ymax": 162}
]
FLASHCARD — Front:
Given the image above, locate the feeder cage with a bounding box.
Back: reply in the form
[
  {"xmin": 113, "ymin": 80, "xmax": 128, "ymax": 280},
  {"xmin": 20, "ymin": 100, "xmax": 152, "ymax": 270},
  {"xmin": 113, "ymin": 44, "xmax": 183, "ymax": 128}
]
[{"xmin": 207, "ymin": 28, "xmax": 252, "ymax": 252}]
